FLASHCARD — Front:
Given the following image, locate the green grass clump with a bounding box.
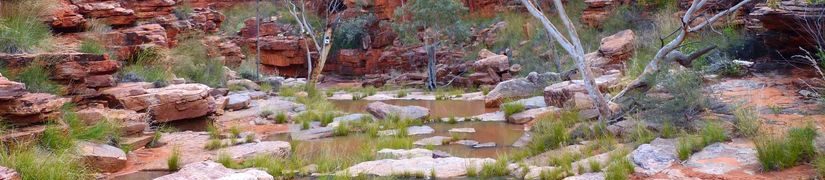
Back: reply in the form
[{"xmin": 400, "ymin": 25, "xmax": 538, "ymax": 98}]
[
  {"xmin": 480, "ymin": 156, "xmax": 510, "ymax": 178},
  {"xmin": 0, "ymin": 0, "xmax": 53, "ymax": 53},
  {"xmin": 275, "ymin": 112, "xmax": 288, "ymax": 124},
  {"xmin": 605, "ymin": 158, "xmax": 634, "ymax": 180},
  {"xmin": 677, "ymin": 135, "xmax": 702, "ymax": 161},
  {"xmin": 630, "ymin": 122, "xmax": 655, "ymax": 144},
  {"xmin": 40, "ymin": 125, "xmax": 75, "ymax": 152},
  {"xmin": 229, "ymin": 126, "xmax": 242, "ymax": 138},
  {"xmin": 0, "ymin": 145, "xmax": 92, "ymax": 180},
  {"xmin": 333, "ymin": 122, "xmax": 351, "ymax": 136},
  {"xmin": 207, "ymin": 123, "xmax": 221, "ymax": 139},
  {"xmin": 319, "ymin": 112, "xmax": 336, "ymax": 127},
  {"xmin": 501, "ymin": 103, "xmax": 525, "ymax": 118},
  {"xmin": 756, "ymin": 124, "xmax": 817, "ymax": 171},
  {"xmin": 815, "ymin": 155, "xmax": 825, "ymax": 179},
  {"xmin": 172, "ymin": 34, "xmax": 225, "ymax": 87},
  {"xmin": 660, "ymin": 121, "xmax": 677, "ymax": 138},
  {"xmin": 259, "ymin": 110, "xmax": 274, "ymax": 118},
  {"xmin": 216, "ymin": 151, "xmax": 239, "ymax": 169},
  {"xmin": 279, "ymin": 86, "xmax": 300, "ymax": 97},
  {"xmin": 733, "ymin": 106, "xmax": 760, "ymax": 138},
  {"xmin": 78, "ymin": 38, "xmax": 106, "ymax": 55},
  {"xmin": 205, "ymin": 139, "xmax": 225, "ymax": 150},
  {"xmin": 168, "ymin": 147, "xmax": 181, "ymax": 170},
  {"xmin": 396, "ymin": 90, "xmax": 408, "ymax": 98},
  {"xmin": 700, "ymin": 122, "xmax": 727, "ymax": 146},
  {"xmin": 120, "ymin": 47, "xmax": 171, "ymax": 83},
  {"xmin": 259, "ymin": 83, "xmax": 273, "ymax": 92}
]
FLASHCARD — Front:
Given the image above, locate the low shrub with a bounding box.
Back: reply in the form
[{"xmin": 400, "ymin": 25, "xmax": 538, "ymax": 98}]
[
  {"xmin": 172, "ymin": 34, "xmax": 225, "ymax": 87},
  {"xmin": 14, "ymin": 62, "xmax": 65, "ymax": 95},
  {"xmin": 501, "ymin": 103, "xmax": 525, "ymax": 118},
  {"xmin": 756, "ymin": 124, "xmax": 817, "ymax": 171},
  {"xmin": 168, "ymin": 147, "xmax": 181, "ymax": 170},
  {"xmin": 0, "ymin": 145, "xmax": 92, "ymax": 180},
  {"xmin": 216, "ymin": 151, "xmax": 239, "ymax": 169},
  {"xmin": 733, "ymin": 106, "xmax": 760, "ymax": 138},
  {"xmin": 0, "ymin": 0, "xmax": 53, "ymax": 53},
  {"xmin": 480, "ymin": 156, "xmax": 510, "ymax": 178},
  {"xmin": 78, "ymin": 38, "xmax": 106, "ymax": 55},
  {"xmin": 700, "ymin": 122, "xmax": 727, "ymax": 146}
]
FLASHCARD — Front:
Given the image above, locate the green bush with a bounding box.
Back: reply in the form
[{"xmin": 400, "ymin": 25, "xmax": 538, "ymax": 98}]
[
  {"xmin": 333, "ymin": 14, "xmax": 376, "ymax": 49},
  {"xmin": 40, "ymin": 124, "xmax": 75, "ymax": 152},
  {"xmin": 216, "ymin": 151, "xmax": 239, "ymax": 169},
  {"xmin": 0, "ymin": 0, "xmax": 53, "ymax": 53},
  {"xmin": 605, "ymin": 158, "xmax": 634, "ymax": 180},
  {"xmin": 480, "ymin": 156, "xmax": 510, "ymax": 178},
  {"xmin": 815, "ymin": 155, "xmax": 825, "ymax": 179},
  {"xmin": 733, "ymin": 106, "xmax": 760, "ymax": 138},
  {"xmin": 172, "ymin": 34, "xmax": 225, "ymax": 87},
  {"xmin": 700, "ymin": 122, "xmax": 727, "ymax": 146},
  {"xmin": 120, "ymin": 48, "xmax": 171, "ymax": 83},
  {"xmin": 275, "ymin": 112, "xmax": 288, "ymax": 124},
  {"xmin": 677, "ymin": 135, "xmax": 702, "ymax": 160}
]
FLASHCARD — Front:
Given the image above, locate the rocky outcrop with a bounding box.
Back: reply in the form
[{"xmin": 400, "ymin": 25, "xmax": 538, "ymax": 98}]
[
  {"xmin": 485, "ymin": 72, "xmax": 562, "ymax": 107},
  {"xmin": 543, "ymin": 72, "xmax": 621, "ymax": 108},
  {"xmin": 366, "ymin": 102, "xmax": 430, "ymax": 120},
  {"xmin": 748, "ymin": 1, "xmax": 825, "ymax": 55},
  {"xmin": 46, "ymin": 0, "xmax": 87, "ymax": 31},
  {"xmin": 598, "ymin": 29, "xmax": 636, "ymax": 64},
  {"xmin": 0, "ymin": 53, "xmax": 120, "ymax": 97},
  {"xmin": 101, "ymin": 83, "xmax": 215, "ymax": 122},
  {"xmin": 508, "ymin": 106, "xmax": 561, "ymax": 124},
  {"xmin": 468, "ymin": 50, "xmax": 518, "ymax": 86},
  {"xmin": 155, "ymin": 161, "xmax": 274, "ymax": 180},
  {"xmin": 582, "ymin": 0, "xmax": 630, "ymax": 28},
  {"xmin": 106, "ymin": 23, "xmax": 169, "ymax": 58},
  {"xmin": 73, "ymin": 0, "xmax": 137, "ymax": 26},
  {"xmin": 77, "ymin": 141, "xmax": 127, "ymax": 173},
  {"xmin": 343, "ymin": 0, "xmax": 403, "ymax": 20},
  {"xmin": 685, "ymin": 140, "xmax": 758, "ymax": 175},
  {"xmin": 76, "ymin": 108, "xmax": 149, "ymax": 135},
  {"xmin": 205, "ymin": 36, "xmax": 245, "ymax": 68}
]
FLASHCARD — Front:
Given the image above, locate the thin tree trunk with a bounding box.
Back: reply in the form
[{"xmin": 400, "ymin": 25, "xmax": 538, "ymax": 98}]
[
  {"xmin": 426, "ymin": 43, "xmax": 437, "ymax": 91},
  {"xmin": 309, "ymin": 28, "xmax": 334, "ymax": 85},
  {"xmin": 521, "ymin": 0, "xmax": 612, "ymax": 121},
  {"xmin": 255, "ymin": 0, "xmax": 261, "ymax": 80}
]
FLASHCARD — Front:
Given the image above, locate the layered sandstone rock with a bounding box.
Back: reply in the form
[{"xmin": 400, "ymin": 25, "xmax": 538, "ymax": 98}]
[
  {"xmin": 582, "ymin": 0, "xmax": 620, "ymax": 28},
  {"xmin": 76, "ymin": 108, "xmax": 150, "ymax": 135},
  {"xmin": 748, "ymin": 1, "xmax": 825, "ymax": 55},
  {"xmin": 46, "ymin": 0, "xmax": 87, "ymax": 31},
  {"xmin": 0, "ymin": 93, "xmax": 68, "ymax": 126},
  {"xmin": 73, "ymin": 0, "xmax": 138, "ymax": 26},
  {"xmin": 123, "ymin": 0, "xmax": 179, "ymax": 19},
  {"xmin": 543, "ymin": 72, "xmax": 621, "ymax": 108},
  {"xmin": 366, "ymin": 102, "xmax": 430, "ymax": 120},
  {"xmin": 101, "ymin": 83, "xmax": 215, "ymax": 122},
  {"xmin": 106, "ymin": 23, "xmax": 169, "ymax": 58},
  {"xmin": 0, "ymin": 53, "xmax": 120, "ymax": 97},
  {"xmin": 206, "ymin": 36, "xmax": 245, "ymax": 68},
  {"xmin": 343, "ymin": 0, "xmax": 403, "ymax": 20}
]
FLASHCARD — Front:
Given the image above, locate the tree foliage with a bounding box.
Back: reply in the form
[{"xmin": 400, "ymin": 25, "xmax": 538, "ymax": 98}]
[{"xmin": 392, "ymin": 0, "xmax": 470, "ymax": 45}]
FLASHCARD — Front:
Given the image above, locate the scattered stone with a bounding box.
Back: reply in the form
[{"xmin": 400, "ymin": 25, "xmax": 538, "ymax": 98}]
[
  {"xmin": 448, "ymin": 128, "xmax": 476, "ymax": 133},
  {"xmin": 221, "ymin": 141, "xmax": 291, "ymax": 160},
  {"xmin": 473, "ymin": 142, "xmax": 497, "ymax": 148},
  {"xmin": 0, "ymin": 73, "xmax": 25, "ymax": 100},
  {"xmin": 227, "ymin": 79, "xmax": 260, "ymax": 91},
  {"xmin": 77, "ymin": 141, "xmax": 127, "ymax": 173},
  {"xmin": 366, "ymin": 102, "xmax": 430, "ymax": 120},
  {"xmin": 377, "ymin": 148, "xmax": 433, "ymax": 159},
  {"xmin": 378, "ymin": 126, "xmax": 434, "ymax": 136},
  {"xmin": 451, "ymin": 140, "xmax": 480, "ymax": 146},
  {"xmin": 632, "ymin": 144, "xmax": 677, "ymax": 175},
  {"xmin": 225, "ymin": 93, "xmax": 251, "ymax": 110},
  {"xmin": 485, "ymin": 72, "xmax": 561, "ymax": 107},
  {"xmin": 155, "ymin": 161, "xmax": 273, "ymax": 180},
  {"xmin": 414, "ymin": 136, "xmax": 452, "ymax": 146},
  {"xmin": 340, "ymin": 157, "xmax": 495, "ymax": 178},
  {"xmin": 508, "ymin": 106, "xmax": 561, "ymax": 124}
]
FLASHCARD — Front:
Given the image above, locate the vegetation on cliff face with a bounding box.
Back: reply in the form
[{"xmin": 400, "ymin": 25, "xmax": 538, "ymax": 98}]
[{"xmin": 0, "ymin": 0, "xmax": 54, "ymax": 53}]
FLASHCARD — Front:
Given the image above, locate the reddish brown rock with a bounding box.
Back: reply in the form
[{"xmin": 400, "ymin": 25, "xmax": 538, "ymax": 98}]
[
  {"xmin": 748, "ymin": 1, "xmax": 825, "ymax": 55},
  {"xmin": 77, "ymin": 108, "xmax": 149, "ymax": 135},
  {"xmin": 0, "ymin": 93, "xmax": 68, "ymax": 126},
  {"xmin": 598, "ymin": 29, "xmax": 635, "ymax": 63},
  {"xmin": 46, "ymin": 0, "xmax": 87, "ymax": 31},
  {"xmin": 77, "ymin": 141, "xmax": 127, "ymax": 173},
  {"xmin": 344, "ymin": 0, "xmax": 403, "ymax": 20},
  {"xmin": 102, "ymin": 83, "xmax": 215, "ymax": 122},
  {"xmin": 0, "ymin": 53, "xmax": 120, "ymax": 97},
  {"xmin": 0, "ymin": 165, "xmax": 20, "ymax": 180},
  {"xmin": 107, "ymin": 23, "xmax": 169, "ymax": 58},
  {"xmin": 74, "ymin": 1, "xmax": 137, "ymax": 26},
  {"xmin": 543, "ymin": 73, "xmax": 621, "ymax": 108},
  {"xmin": 206, "ymin": 36, "xmax": 246, "ymax": 68},
  {"xmin": 462, "ymin": 0, "xmax": 511, "ymax": 18},
  {"xmin": 123, "ymin": 0, "xmax": 179, "ymax": 19}
]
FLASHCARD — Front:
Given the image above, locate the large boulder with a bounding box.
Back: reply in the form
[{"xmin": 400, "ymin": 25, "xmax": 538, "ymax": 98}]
[
  {"xmin": 155, "ymin": 161, "xmax": 274, "ymax": 180},
  {"xmin": 748, "ymin": 1, "xmax": 824, "ymax": 55},
  {"xmin": 106, "ymin": 23, "xmax": 169, "ymax": 58},
  {"xmin": 598, "ymin": 29, "xmax": 635, "ymax": 63},
  {"xmin": 366, "ymin": 102, "xmax": 430, "ymax": 120},
  {"xmin": 543, "ymin": 73, "xmax": 621, "ymax": 108},
  {"xmin": 77, "ymin": 141, "xmax": 127, "ymax": 173},
  {"xmin": 225, "ymin": 93, "xmax": 251, "ymax": 111},
  {"xmin": 485, "ymin": 72, "xmax": 562, "ymax": 108},
  {"xmin": 102, "ymin": 83, "xmax": 215, "ymax": 122},
  {"xmin": 0, "ymin": 93, "xmax": 68, "ymax": 126},
  {"xmin": 340, "ymin": 156, "xmax": 495, "ymax": 178},
  {"xmin": 685, "ymin": 141, "xmax": 758, "ymax": 175},
  {"xmin": 632, "ymin": 143, "xmax": 677, "ymax": 175},
  {"xmin": 45, "ymin": 1, "xmax": 86, "ymax": 31},
  {"xmin": 0, "ymin": 73, "xmax": 25, "ymax": 100}
]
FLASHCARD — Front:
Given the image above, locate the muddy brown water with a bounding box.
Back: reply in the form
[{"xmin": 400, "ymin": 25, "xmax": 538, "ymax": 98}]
[
  {"xmin": 112, "ymin": 170, "xmax": 172, "ymax": 180},
  {"xmin": 330, "ymin": 100, "xmax": 497, "ymax": 118},
  {"xmin": 267, "ymin": 122, "xmax": 524, "ymax": 159}
]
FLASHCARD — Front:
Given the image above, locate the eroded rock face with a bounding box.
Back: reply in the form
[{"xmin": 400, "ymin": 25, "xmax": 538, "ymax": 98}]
[
  {"xmin": 77, "ymin": 141, "xmax": 127, "ymax": 173},
  {"xmin": 366, "ymin": 102, "xmax": 430, "ymax": 120},
  {"xmin": 102, "ymin": 83, "xmax": 215, "ymax": 122},
  {"xmin": 685, "ymin": 141, "xmax": 758, "ymax": 175},
  {"xmin": 598, "ymin": 29, "xmax": 635, "ymax": 63},
  {"xmin": 341, "ymin": 156, "xmax": 495, "ymax": 178},
  {"xmin": 46, "ymin": 0, "xmax": 87, "ymax": 31},
  {"xmin": 0, "ymin": 53, "xmax": 120, "ymax": 97},
  {"xmin": 155, "ymin": 161, "xmax": 274, "ymax": 180},
  {"xmin": 582, "ymin": 0, "xmax": 631, "ymax": 28},
  {"xmin": 106, "ymin": 23, "xmax": 169, "ymax": 58},
  {"xmin": 748, "ymin": 1, "xmax": 825, "ymax": 55},
  {"xmin": 632, "ymin": 143, "xmax": 677, "ymax": 175},
  {"xmin": 74, "ymin": 0, "xmax": 137, "ymax": 26}
]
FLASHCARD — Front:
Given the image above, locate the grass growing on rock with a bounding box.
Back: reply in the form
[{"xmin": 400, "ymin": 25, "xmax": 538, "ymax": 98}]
[
  {"xmin": 171, "ymin": 33, "xmax": 225, "ymax": 87},
  {"xmin": 733, "ymin": 106, "xmax": 760, "ymax": 138},
  {"xmin": 0, "ymin": 145, "xmax": 92, "ymax": 180},
  {"xmin": 11, "ymin": 61, "xmax": 65, "ymax": 95},
  {"xmin": 501, "ymin": 103, "xmax": 525, "ymax": 118},
  {"xmin": 120, "ymin": 47, "xmax": 172, "ymax": 83},
  {"xmin": 168, "ymin": 147, "xmax": 181, "ymax": 170},
  {"xmin": 480, "ymin": 156, "xmax": 510, "ymax": 178},
  {"xmin": 216, "ymin": 151, "xmax": 239, "ymax": 169},
  {"xmin": 78, "ymin": 38, "xmax": 106, "ymax": 55},
  {"xmin": 0, "ymin": 0, "xmax": 54, "ymax": 53}
]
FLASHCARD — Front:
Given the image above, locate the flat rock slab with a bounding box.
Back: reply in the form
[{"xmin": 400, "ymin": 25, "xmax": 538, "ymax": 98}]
[
  {"xmin": 563, "ymin": 172, "xmax": 605, "ymax": 180},
  {"xmin": 377, "ymin": 148, "xmax": 433, "ymax": 159},
  {"xmin": 225, "ymin": 93, "xmax": 251, "ymax": 110},
  {"xmin": 378, "ymin": 126, "xmax": 434, "ymax": 136},
  {"xmin": 448, "ymin": 128, "xmax": 476, "ymax": 133},
  {"xmin": 328, "ymin": 113, "xmax": 372, "ymax": 127},
  {"xmin": 366, "ymin": 101, "xmax": 430, "ymax": 120},
  {"xmin": 341, "ymin": 157, "xmax": 495, "ymax": 178},
  {"xmin": 155, "ymin": 161, "xmax": 273, "ymax": 180},
  {"xmin": 508, "ymin": 107, "xmax": 561, "ymax": 124},
  {"xmin": 291, "ymin": 127, "xmax": 334, "ymax": 140},
  {"xmin": 685, "ymin": 140, "xmax": 758, "ymax": 175},
  {"xmin": 472, "ymin": 111, "xmax": 506, "ymax": 122},
  {"xmin": 77, "ymin": 141, "xmax": 127, "ymax": 173},
  {"xmin": 414, "ymin": 136, "xmax": 452, "ymax": 146},
  {"xmin": 221, "ymin": 141, "xmax": 291, "ymax": 160}
]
